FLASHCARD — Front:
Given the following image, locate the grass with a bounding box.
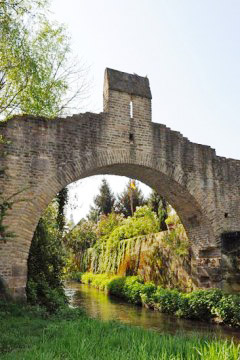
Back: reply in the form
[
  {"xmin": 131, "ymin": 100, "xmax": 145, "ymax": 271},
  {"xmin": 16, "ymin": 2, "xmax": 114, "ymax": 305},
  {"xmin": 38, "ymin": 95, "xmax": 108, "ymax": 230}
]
[{"xmin": 0, "ymin": 302, "xmax": 240, "ymax": 359}]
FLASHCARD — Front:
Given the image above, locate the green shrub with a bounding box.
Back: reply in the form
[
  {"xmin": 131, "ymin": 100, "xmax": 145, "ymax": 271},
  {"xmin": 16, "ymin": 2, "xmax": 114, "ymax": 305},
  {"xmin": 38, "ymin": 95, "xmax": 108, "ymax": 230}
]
[
  {"xmin": 214, "ymin": 294, "xmax": 240, "ymax": 327},
  {"xmin": 81, "ymin": 272, "xmax": 95, "ymax": 285},
  {"xmin": 27, "ymin": 277, "xmax": 67, "ymax": 314},
  {"xmin": 152, "ymin": 287, "xmax": 181, "ymax": 314},
  {"xmin": 81, "ymin": 273, "xmax": 145, "ymax": 305},
  {"xmin": 97, "ymin": 213, "xmax": 124, "ymax": 238},
  {"xmin": 53, "ymin": 306, "xmax": 86, "ymax": 321},
  {"xmin": 140, "ymin": 282, "xmax": 157, "ymax": 305},
  {"xmin": 175, "ymin": 293, "xmax": 191, "ymax": 318},
  {"xmin": 80, "ymin": 272, "xmax": 240, "ymax": 328},
  {"xmin": 81, "ymin": 272, "xmax": 120, "ymax": 291},
  {"xmin": 122, "ymin": 276, "xmax": 144, "ymax": 304},
  {"xmin": 91, "ymin": 274, "xmax": 113, "ymax": 290},
  {"xmin": 107, "ymin": 277, "xmax": 126, "ymax": 297},
  {"xmin": 176, "ymin": 289, "xmax": 223, "ymax": 320},
  {"xmin": 107, "ymin": 276, "xmax": 144, "ymax": 304},
  {"xmin": 189, "ymin": 289, "xmax": 222, "ymax": 320}
]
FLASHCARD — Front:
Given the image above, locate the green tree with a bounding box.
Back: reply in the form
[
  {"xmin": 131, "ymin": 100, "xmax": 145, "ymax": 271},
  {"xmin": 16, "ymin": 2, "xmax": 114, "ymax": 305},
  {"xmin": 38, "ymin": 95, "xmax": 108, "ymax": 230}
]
[
  {"xmin": 148, "ymin": 190, "xmax": 168, "ymax": 231},
  {"xmin": 87, "ymin": 179, "xmax": 115, "ymax": 222},
  {"xmin": 65, "ymin": 219, "xmax": 97, "ymax": 254},
  {"xmin": 64, "ymin": 219, "xmax": 97, "ymax": 273},
  {"xmin": 106, "ymin": 205, "xmax": 159, "ymax": 250},
  {"xmin": 116, "ymin": 180, "xmax": 146, "ymax": 217},
  {"xmin": 27, "ymin": 186, "xmax": 69, "ymax": 310},
  {"xmin": 26, "ymin": 201, "xmax": 67, "ymax": 312},
  {"xmin": 97, "ymin": 213, "xmax": 124, "ymax": 240},
  {"xmin": 56, "ymin": 187, "xmax": 68, "ymax": 234},
  {"xmin": 0, "ymin": 0, "xmax": 87, "ymax": 119}
]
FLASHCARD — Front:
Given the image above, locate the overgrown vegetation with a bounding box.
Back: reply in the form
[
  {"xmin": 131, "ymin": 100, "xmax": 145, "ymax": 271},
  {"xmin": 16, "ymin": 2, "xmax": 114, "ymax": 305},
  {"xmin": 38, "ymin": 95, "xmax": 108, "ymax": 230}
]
[
  {"xmin": 0, "ymin": 193, "xmax": 16, "ymax": 243},
  {"xmin": 27, "ymin": 177, "xmax": 189, "ymax": 311},
  {"xmin": 65, "ymin": 200, "xmax": 188, "ymax": 283},
  {"xmin": 163, "ymin": 213, "xmax": 190, "ymax": 256},
  {"xmin": 0, "ymin": 301, "xmax": 239, "ymax": 360},
  {"xmin": 65, "ymin": 205, "xmax": 165, "ymax": 275},
  {"xmin": 26, "ymin": 191, "xmax": 68, "ymax": 313},
  {"xmin": 80, "ymin": 273, "xmax": 240, "ymax": 328}
]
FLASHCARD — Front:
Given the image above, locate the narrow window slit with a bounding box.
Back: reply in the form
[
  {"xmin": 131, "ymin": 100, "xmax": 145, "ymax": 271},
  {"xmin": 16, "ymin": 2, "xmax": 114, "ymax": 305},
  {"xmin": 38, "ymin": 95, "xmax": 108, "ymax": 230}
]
[
  {"xmin": 129, "ymin": 133, "xmax": 134, "ymax": 143},
  {"xmin": 130, "ymin": 101, "xmax": 133, "ymax": 119}
]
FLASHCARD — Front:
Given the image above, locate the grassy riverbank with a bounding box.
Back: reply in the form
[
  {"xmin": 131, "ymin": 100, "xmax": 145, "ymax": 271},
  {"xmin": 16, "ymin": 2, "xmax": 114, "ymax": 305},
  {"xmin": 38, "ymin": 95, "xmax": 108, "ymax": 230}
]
[
  {"xmin": 0, "ymin": 302, "xmax": 240, "ymax": 360},
  {"xmin": 78, "ymin": 272, "xmax": 240, "ymax": 328}
]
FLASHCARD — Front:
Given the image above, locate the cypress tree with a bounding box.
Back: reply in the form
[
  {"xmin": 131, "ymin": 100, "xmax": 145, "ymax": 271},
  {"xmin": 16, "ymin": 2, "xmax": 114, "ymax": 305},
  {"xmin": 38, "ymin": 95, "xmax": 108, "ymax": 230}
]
[
  {"xmin": 87, "ymin": 179, "xmax": 115, "ymax": 222},
  {"xmin": 148, "ymin": 190, "xmax": 168, "ymax": 231}
]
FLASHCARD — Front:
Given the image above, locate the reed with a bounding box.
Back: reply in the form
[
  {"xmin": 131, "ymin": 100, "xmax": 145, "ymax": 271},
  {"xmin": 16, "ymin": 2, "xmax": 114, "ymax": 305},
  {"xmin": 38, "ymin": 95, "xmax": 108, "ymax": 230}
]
[{"xmin": 0, "ymin": 302, "xmax": 239, "ymax": 360}]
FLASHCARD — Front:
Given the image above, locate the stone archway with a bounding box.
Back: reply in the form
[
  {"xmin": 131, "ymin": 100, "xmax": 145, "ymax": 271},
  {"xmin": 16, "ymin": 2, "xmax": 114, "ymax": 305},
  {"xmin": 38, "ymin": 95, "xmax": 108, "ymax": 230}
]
[{"xmin": 0, "ymin": 68, "xmax": 240, "ymax": 297}]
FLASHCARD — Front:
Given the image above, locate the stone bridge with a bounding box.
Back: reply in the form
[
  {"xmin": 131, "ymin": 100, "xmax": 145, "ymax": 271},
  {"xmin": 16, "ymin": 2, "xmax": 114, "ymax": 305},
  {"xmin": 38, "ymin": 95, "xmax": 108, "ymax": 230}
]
[{"xmin": 0, "ymin": 68, "xmax": 240, "ymax": 298}]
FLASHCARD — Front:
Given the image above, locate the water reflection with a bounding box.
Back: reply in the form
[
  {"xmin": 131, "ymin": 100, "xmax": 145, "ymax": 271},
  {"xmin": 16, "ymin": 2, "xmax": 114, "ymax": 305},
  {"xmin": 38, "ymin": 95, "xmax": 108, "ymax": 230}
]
[{"xmin": 66, "ymin": 282, "xmax": 240, "ymax": 342}]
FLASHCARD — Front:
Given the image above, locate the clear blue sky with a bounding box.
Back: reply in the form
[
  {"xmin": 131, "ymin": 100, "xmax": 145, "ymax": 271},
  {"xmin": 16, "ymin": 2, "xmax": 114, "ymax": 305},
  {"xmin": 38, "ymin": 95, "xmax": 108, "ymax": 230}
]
[{"xmin": 49, "ymin": 0, "xmax": 240, "ymax": 222}]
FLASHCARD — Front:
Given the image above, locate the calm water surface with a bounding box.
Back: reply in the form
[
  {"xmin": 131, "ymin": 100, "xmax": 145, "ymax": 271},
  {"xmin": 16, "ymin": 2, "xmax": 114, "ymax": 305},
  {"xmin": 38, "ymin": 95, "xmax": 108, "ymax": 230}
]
[{"xmin": 65, "ymin": 282, "xmax": 240, "ymax": 342}]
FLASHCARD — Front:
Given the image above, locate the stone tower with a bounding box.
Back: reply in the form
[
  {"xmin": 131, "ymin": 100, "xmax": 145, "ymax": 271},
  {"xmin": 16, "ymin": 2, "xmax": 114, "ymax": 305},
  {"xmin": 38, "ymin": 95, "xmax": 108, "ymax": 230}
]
[{"xmin": 103, "ymin": 68, "xmax": 152, "ymax": 122}]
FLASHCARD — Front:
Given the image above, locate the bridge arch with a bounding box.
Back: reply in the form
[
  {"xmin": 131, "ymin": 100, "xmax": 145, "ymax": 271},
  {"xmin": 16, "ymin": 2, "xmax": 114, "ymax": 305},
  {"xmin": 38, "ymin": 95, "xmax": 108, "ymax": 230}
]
[
  {"xmin": 1, "ymin": 67, "xmax": 240, "ymax": 297},
  {"xmin": 7, "ymin": 150, "xmax": 215, "ymax": 298},
  {"xmin": 19, "ymin": 150, "xmax": 215, "ymax": 249}
]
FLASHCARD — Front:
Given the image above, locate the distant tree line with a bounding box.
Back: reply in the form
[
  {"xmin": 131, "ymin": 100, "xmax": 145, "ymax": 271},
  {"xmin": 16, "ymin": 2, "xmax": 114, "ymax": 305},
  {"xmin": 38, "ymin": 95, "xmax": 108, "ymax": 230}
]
[{"xmin": 87, "ymin": 178, "xmax": 168, "ymax": 229}]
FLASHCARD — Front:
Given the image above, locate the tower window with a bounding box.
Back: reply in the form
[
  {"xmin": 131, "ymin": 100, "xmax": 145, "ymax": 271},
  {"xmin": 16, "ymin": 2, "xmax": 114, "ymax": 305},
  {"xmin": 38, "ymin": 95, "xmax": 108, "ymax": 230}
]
[{"xmin": 130, "ymin": 101, "xmax": 133, "ymax": 119}]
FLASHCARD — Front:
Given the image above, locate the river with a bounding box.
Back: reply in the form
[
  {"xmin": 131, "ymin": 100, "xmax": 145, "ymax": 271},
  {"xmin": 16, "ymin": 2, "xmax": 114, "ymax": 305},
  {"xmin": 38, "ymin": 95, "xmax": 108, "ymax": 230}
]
[{"xmin": 65, "ymin": 282, "xmax": 240, "ymax": 342}]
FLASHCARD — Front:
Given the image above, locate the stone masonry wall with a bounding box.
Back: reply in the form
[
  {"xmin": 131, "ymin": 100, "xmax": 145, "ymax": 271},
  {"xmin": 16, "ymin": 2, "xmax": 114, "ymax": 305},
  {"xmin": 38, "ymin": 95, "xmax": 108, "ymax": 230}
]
[
  {"xmin": 85, "ymin": 232, "xmax": 194, "ymax": 292},
  {"xmin": 0, "ymin": 68, "xmax": 240, "ymax": 297}
]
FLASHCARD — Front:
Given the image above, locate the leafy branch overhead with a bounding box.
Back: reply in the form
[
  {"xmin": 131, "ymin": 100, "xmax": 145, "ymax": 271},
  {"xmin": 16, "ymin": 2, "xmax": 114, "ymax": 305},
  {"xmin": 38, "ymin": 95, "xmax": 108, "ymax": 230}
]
[{"xmin": 0, "ymin": 0, "xmax": 89, "ymax": 119}]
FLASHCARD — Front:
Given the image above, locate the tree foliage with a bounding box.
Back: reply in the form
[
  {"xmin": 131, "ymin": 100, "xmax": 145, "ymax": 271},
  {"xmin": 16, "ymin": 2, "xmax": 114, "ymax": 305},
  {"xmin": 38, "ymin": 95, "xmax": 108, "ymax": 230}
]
[
  {"xmin": 163, "ymin": 213, "xmax": 190, "ymax": 256},
  {"xmin": 87, "ymin": 179, "xmax": 115, "ymax": 222},
  {"xmin": 0, "ymin": 0, "xmax": 87, "ymax": 119},
  {"xmin": 27, "ymin": 200, "xmax": 68, "ymax": 312},
  {"xmin": 65, "ymin": 219, "xmax": 97, "ymax": 254},
  {"xmin": 63, "ymin": 219, "xmax": 97, "ymax": 274},
  {"xmin": 64, "ymin": 179, "xmax": 190, "ymax": 283},
  {"xmin": 116, "ymin": 180, "xmax": 146, "ymax": 217},
  {"xmin": 148, "ymin": 190, "xmax": 168, "ymax": 231},
  {"xmin": 105, "ymin": 206, "xmax": 159, "ymax": 251},
  {"xmin": 56, "ymin": 187, "xmax": 68, "ymax": 234},
  {"xmin": 97, "ymin": 213, "xmax": 124, "ymax": 241}
]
